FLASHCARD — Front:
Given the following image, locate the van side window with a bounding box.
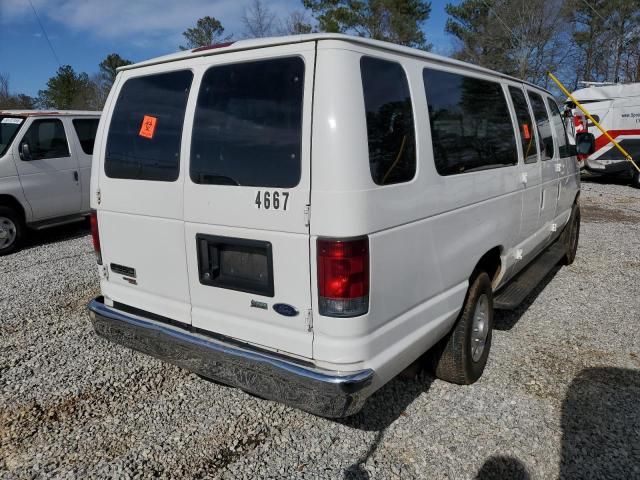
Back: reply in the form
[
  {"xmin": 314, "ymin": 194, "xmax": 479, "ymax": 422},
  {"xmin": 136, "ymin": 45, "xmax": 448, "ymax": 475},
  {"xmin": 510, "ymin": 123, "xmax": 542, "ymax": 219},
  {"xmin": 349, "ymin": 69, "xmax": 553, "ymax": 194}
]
[
  {"xmin": 191, "ymin": 57, "xmax": 304, "ymax": 188},
  {"xmin": 72, "ymin": 119, "xmax": 99, "ymax": 155},
  {"xmin": 509, "ymin": 87, "xmax": 538, "ymax": 164},
  {"xmin": 527, "ymin": 92, "xmax": 554, "ymax": 160},
  {"xmin": 423, "ymin": 69, "xmax": 517, "ymax": 175},
  {"xmin": 360, "ymin": 57, "xmax": 416, "ymax": 185},
  {"xmin": 547, "ymin": 98, "xmax": 572, "ymax": 158},
  {"xmin": 105, "ymin": 70, "xmax": 193, "ymax": 182},
  {"xmin": 21, "ymin": 119, "xmax": 69, "ymax": 160}
]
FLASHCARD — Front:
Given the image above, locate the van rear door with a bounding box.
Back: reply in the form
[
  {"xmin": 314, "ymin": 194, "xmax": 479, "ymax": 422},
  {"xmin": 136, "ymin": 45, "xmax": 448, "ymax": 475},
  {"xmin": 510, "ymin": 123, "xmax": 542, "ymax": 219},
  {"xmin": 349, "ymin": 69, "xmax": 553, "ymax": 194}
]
[
  {"xmin": 183, "ymin": 45, "xmax": 315, "ymax": 358},
  {"xmin": 98, "ymin": 69, "xmax": 195, "ymax": 325}
]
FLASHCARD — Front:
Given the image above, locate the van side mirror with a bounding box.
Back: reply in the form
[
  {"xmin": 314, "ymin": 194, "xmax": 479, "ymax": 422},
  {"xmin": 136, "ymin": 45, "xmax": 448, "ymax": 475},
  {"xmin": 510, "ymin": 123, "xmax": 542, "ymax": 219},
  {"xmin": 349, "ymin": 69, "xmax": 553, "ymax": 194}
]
[
  {"xmin": 19, "ymin": 142, "xmax": 32, "ymax": 161},
  {"xmin": 576, "ymin": 132, "xmax": 595, "ymax": 155}
]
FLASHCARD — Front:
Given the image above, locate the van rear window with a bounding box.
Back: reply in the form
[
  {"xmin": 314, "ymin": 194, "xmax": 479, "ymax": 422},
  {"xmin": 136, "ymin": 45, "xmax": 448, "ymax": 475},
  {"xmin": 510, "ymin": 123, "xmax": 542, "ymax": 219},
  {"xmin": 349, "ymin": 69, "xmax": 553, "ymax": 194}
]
[
  {"xmin": 105, "ymin": 70, "xmax": 193, "ymax": 182},
  {"xmin": 423, "ymin": 69, "xmax": 518, "ymax": 175},
  {"xmin": 190, "ymin": 57, "xmax": 304, "ymax": 188},
  {"xmin": 361, "ymin": 57, "xmax": 416, "ymax": 185},
  {"xmin": 72, "ymin": 119, "xmax": 99, "ymax": 155}
]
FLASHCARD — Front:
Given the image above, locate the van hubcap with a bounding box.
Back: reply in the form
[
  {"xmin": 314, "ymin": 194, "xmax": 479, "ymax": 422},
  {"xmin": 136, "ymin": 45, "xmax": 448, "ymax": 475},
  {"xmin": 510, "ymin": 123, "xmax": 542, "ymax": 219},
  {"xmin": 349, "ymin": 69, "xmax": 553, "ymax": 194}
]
[
  {"xmin": 0, "ymin": 217, "xmax": 17, "ymax": 249},
  {"xmin": 471, "ymin": 294, "xmax": 490, "ymax": 362}
]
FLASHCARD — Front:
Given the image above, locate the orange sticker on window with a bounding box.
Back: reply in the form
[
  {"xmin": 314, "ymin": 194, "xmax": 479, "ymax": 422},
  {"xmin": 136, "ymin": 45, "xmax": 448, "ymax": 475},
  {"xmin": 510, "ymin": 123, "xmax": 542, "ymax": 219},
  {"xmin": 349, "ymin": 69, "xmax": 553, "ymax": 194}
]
[
  {"xmin": 521, "ymin": 123, "xmax": 531, "ymax": 140},
  {"xmin": 139, "ymin": 115, "xmax": 157, "ymax": 139}
]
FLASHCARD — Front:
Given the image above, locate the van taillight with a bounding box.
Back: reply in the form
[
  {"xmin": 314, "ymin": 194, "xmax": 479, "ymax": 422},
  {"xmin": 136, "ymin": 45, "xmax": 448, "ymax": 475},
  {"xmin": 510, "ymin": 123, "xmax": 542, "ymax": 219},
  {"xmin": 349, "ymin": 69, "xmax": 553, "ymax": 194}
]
[
  {"xmin": 317, "ymin": 237, "xmax": 369, "ymax": 317},
  {"xmin": 90, "ymin": 210, "xmax": 102, "ymax": 265}
]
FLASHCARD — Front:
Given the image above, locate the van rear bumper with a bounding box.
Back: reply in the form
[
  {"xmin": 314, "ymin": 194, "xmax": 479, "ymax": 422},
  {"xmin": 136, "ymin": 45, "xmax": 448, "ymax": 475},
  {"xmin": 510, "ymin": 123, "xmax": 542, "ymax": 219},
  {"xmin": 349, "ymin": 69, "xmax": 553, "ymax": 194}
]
[{"xmin": 87, "ymin": 297, "xmax": 375, "ymax": 418}]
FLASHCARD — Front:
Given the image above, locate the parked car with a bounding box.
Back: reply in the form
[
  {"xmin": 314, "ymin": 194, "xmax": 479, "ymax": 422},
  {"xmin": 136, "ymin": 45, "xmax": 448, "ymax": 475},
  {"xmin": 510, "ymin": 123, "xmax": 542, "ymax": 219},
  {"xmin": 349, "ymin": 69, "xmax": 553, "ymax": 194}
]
[
  {"xmin": 568, "ymin": 82, "xmax": 640, "ymax": 188},
  {"xmin": 0, "ymin": 110, "xmax": 101, "ymax": 255},
  {"xmin": 87, "ymin": 34, "xmax": 580, "ymax": 418}
]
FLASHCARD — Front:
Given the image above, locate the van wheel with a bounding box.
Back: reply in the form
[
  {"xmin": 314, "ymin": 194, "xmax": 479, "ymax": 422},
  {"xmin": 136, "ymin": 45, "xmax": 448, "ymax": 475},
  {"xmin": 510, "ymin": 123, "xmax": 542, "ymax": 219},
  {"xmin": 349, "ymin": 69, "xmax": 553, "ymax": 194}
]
[
  {"xmin": 0, "ymin": 206, "xmax": 23, "ymax": 256},
  {"xmin": 632, "ymin": 169, "xmax": 640, "ymax": 189},
  {"xmin": 562, "ymin": 204, "xmax": 580, "ymax": 265},
  {"xmin": 431, "ymin": 272, "xmax": 493, "ymax": 385}
]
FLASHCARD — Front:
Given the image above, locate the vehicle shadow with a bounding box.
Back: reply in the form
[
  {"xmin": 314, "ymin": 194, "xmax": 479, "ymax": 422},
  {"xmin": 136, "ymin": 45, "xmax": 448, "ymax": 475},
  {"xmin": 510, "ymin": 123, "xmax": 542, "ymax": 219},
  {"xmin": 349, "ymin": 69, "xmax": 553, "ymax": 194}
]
[
  {"xmin": 493, "ymin": 265, "xmax": 561, "ymax": 331},
  {"xmin": 340, "ymin": 363, "xmax": 434, "ymax": 479},
  {"xmin": 560, "ymin": 367, "xmax": 640, "ymax": 479},
  {"xmin": 340, "ymin": 360, "xmax": 434, "ymax": 432},
  {"xmin": 21, "ymin": 219, "xmax": 89, "ymax": 252},
  {"xmin": 581, "ymin": 172, "xmax": 634, "ymax": 187},
  {"xmin": 474, "ymin": 455, "xmax": 531, "ymax": 479}
]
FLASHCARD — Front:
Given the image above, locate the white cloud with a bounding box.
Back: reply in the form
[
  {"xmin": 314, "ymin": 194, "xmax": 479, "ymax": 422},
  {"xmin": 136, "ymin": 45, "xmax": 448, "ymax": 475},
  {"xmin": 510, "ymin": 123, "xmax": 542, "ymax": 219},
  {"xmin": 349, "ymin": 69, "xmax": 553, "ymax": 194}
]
[{"xmin": 2, "ymin": 0, "xmax": 300, "ymax": 46}]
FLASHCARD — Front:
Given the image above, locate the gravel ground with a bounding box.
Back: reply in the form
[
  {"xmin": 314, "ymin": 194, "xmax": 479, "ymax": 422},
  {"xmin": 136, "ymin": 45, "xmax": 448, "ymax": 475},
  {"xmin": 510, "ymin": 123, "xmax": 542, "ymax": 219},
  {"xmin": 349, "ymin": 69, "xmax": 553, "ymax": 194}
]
[{"xmin": 1, "ymin": 179, "xmax": 639, "ymax": 480}]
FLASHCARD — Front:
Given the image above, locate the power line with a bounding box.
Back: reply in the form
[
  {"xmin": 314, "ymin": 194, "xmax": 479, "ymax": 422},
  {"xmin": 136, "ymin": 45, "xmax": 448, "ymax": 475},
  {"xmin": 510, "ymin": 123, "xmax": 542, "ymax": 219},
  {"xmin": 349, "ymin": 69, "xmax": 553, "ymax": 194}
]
[{"xmin": 28, "ymin": 0, "xmax": 61, "ymax": 67}]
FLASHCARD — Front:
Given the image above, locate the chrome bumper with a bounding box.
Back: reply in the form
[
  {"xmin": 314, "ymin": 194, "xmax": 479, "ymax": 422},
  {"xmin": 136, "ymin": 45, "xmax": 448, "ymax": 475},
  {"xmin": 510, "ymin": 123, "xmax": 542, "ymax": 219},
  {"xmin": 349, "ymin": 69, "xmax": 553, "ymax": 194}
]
[{"xmin": 87, "ymin": 297, "xmax": 375, "ymax": 417}]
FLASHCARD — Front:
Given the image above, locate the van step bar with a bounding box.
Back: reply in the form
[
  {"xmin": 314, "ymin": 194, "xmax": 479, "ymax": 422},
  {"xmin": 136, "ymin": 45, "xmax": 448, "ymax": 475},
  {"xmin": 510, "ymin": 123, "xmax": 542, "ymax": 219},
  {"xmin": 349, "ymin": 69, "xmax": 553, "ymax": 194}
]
[{"xmin": 494, "ymin": 242, "xmax": 566, "ymax": 310}]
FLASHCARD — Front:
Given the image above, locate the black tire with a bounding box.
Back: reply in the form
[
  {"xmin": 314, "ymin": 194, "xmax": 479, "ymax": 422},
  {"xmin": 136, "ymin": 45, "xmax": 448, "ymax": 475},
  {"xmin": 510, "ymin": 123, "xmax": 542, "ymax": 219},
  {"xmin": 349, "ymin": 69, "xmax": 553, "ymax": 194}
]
[
  {"xmin": 0, "ymin": 206, "xmax": 24, "ymax": 256},
  {"xmin": 562, "ymin": 203, "xmax": 580, "ymax": 265},
  {"xmin": 431, "ymin": 272, "xmax": 494, "ymax": 385},
  {"xmin": 632, "ymin": 169, "xmax": 640, "ymax": 189}
]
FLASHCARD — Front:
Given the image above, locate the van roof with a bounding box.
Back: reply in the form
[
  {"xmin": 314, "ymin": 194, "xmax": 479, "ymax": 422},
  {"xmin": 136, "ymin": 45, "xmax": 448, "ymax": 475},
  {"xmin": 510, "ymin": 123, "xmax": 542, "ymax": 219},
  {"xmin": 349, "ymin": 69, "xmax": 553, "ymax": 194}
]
[
  {"xmin": 118, "ymin": 33, "xmax": 551, "ymax": 94},
  {"xmin": 0, "ymin": 110, "xmax": 101, "ymax": 117},
  {"xmin": 569, "ymin": 82, "xmax": 640, "ymax": 102}
]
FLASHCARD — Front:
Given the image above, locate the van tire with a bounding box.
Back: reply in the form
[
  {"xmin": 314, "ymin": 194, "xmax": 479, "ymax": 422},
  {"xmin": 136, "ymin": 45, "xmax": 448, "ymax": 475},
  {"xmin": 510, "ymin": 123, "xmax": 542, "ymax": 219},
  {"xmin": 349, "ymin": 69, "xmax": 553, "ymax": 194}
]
[
  {"xmin": 0, "ymin": 206, "xmax": 24, "ymax": 256},
  {"xmin": 431, "ymin": 272, "xmax": 493, "ymax": 385},
  {"xmin": 562, "ymin": 204, "xmax": 580, "ymax": 265},
  {"xmin": 632, "ymin": 169, "xmax": 640, "ymax": 189}
]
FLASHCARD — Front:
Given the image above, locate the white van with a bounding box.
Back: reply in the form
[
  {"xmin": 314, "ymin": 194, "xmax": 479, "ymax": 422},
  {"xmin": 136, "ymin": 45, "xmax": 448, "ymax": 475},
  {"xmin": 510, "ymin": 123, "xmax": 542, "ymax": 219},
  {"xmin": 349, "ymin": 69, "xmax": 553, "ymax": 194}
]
[
  {"xmin": 0, "ymin": 110, "xmax": 101, "ymax": 254},
  {"xmin": 88, "ymin": 34, "xmax": 580, "ymax": 417},
  {"xmin": 569, "ymin": 82, "xmax": 640, "ymax": 188}
]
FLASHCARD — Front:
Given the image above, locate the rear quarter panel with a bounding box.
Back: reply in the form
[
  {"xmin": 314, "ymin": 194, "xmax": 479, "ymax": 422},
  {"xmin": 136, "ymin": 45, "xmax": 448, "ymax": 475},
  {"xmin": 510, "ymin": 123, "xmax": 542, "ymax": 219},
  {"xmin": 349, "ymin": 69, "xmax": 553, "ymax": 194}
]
[{"xmin": 310, "ymin": 42, "xmax": 521, "ymax": 382}]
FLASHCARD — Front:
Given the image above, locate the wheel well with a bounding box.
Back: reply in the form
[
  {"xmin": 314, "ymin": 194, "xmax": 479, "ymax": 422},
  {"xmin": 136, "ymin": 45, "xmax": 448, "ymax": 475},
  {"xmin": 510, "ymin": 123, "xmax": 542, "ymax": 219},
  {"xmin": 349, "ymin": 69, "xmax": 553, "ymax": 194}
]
[
  {"xmin": 0, "ymin": 194, "xmax": 26, "ymax": 222},
  {"xmin": 473, "ymin": 247, "xmax": 502, "ymax": 286}
]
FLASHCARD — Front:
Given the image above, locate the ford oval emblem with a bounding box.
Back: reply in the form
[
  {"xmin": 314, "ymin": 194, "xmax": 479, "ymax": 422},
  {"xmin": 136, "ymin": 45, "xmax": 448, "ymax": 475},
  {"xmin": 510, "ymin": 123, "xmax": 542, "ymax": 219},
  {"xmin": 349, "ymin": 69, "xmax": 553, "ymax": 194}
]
[{"xmin": 273, "ymin": 303, "xmax": 299, "ymax": 317}]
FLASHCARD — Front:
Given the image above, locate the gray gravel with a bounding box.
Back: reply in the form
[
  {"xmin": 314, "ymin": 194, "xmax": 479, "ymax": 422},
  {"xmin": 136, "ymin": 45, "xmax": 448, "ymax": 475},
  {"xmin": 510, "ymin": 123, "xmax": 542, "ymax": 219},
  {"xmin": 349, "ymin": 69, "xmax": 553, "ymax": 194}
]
[{"xmin": 1, "ymin": 179, "xmax": 639, "ymax": 480}]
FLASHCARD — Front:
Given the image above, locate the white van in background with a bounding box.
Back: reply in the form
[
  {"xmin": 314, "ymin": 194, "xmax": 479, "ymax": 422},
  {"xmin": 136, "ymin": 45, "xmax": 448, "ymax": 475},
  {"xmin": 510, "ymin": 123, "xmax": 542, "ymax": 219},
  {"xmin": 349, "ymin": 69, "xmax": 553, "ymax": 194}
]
[
  {"xmin": 0, "ymin": 110, "xmax": 101, "ymax": 255},
  {"xmin": 568, "ymin": 82, "xmax": 640, "ymax": 188},
  {"xmin": 88, "ymin": 34, "xmax": 580, "ymax": 417}
]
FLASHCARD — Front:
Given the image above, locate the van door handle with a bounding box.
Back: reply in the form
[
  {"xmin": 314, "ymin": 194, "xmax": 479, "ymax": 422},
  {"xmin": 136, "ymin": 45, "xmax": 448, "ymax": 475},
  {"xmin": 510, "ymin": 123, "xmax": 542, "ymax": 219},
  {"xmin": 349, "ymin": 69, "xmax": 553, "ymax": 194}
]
[{"xmin": 73, "ymin": 171, "xmax": 79, "ymax": 182}]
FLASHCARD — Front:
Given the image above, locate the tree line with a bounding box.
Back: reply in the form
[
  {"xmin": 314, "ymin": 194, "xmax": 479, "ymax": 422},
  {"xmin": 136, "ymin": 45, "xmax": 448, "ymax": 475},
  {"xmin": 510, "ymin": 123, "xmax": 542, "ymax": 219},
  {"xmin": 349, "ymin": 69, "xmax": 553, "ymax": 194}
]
[
  {"xmin": 0, "ymin": 53, "xmax": 132, "ymax": 110},
  {"xmin": 447, "ymin": 0, "xmax": 640, "ymax": 89},
  {"xmin": 2, "ymin": 0, "xmax": 639, "ymax": 111}
]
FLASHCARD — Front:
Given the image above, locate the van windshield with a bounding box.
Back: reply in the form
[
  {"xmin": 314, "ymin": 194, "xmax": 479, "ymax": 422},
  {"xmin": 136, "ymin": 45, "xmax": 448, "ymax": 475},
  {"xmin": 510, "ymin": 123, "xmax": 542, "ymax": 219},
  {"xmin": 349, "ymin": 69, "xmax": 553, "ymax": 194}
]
[
  {"xmin": 190, "ymin": 57, "xmax": 304, "ymax": 188},
  {"xmin": 0, "ymin": 116, "xmax": 25, "ymax": 157}
]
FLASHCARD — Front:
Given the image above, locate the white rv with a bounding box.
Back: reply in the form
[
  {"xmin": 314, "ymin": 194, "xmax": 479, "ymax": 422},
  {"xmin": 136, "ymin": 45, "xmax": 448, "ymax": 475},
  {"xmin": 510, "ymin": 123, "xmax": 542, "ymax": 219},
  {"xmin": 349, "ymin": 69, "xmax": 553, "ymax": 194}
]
[
  {"xmin": 569, "ymin": 82, "xmax": 640, "ymax": 188},
  {"xmin": 87, "ymin": 34, "xmax": 580, "ymax": 417}
]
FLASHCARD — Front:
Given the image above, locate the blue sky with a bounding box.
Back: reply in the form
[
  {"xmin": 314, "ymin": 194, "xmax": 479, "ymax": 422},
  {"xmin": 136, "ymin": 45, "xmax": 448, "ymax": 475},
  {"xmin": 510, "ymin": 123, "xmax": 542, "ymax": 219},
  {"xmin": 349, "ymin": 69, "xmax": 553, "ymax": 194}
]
[{"xmin": 1, "ymin": 0, "xmax": 458, "ymax": 98}]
